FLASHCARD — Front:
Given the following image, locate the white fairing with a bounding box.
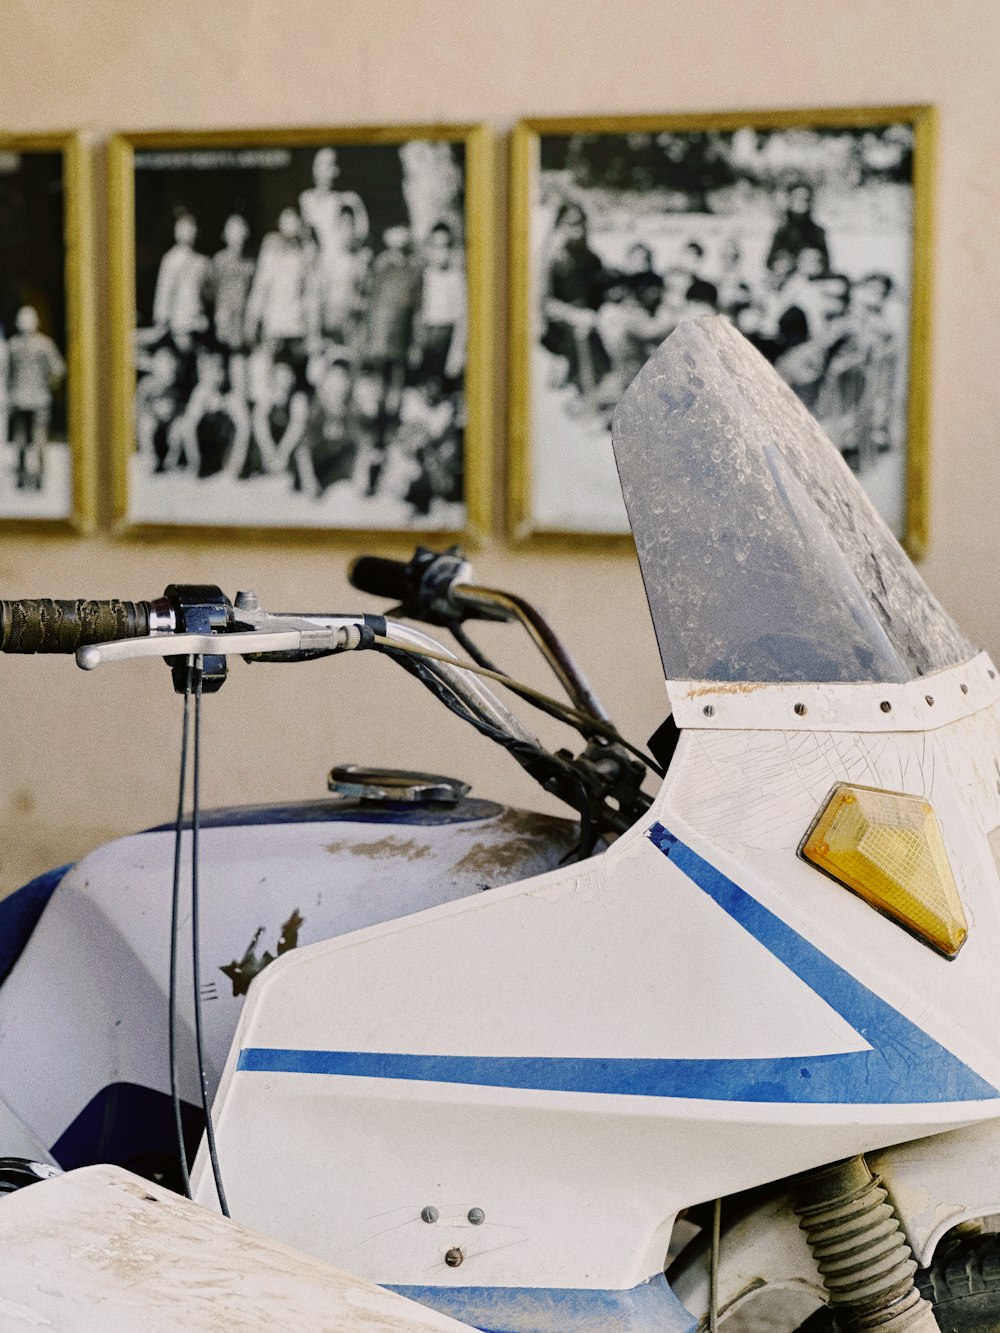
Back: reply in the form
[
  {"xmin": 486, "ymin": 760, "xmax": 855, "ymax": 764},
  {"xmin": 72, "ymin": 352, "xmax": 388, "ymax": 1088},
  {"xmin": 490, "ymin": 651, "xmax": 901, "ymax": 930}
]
[
  {"xmin": 200, "ymin": 658, "xmax": 1000, "ymax": 1302},
  {"xmin": 0, "ymin": 1165, "xmax": 475, "ymax": 1331},
  {"xmin": 0, "ymin": 801, "xmax": 574, "ymax": 1161}
]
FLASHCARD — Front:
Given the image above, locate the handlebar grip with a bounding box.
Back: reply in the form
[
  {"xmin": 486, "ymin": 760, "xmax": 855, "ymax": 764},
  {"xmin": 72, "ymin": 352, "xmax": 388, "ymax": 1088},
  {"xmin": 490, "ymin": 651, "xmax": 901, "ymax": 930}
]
[
  {"xmin": 0, "ymin": 599, "xmax": 150, "ymax": 654},
  {"xmin": 348, "ymin": 556, "xmax": 413, "ymax": 602}
]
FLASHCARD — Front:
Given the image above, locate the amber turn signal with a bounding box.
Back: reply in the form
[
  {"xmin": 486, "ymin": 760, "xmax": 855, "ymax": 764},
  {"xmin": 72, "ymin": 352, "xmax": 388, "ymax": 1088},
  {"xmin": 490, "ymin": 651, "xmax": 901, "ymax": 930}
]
[{"xmin": 800, "ymin": 784, "xmax": 968, "ymax": 958}]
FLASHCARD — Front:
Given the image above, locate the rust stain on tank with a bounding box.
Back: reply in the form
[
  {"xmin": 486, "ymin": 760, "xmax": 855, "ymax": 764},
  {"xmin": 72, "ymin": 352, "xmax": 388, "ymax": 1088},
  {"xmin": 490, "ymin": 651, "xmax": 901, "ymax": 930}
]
[
  {"xmin": 325, "ymin": 835, "xmax": 432, "ymax": 860},
  {"xmin": 453, "ymin": 837, "xmax": 546, "ymax": 875},
  {"xmin": 491, "ymin": 809, "xmax": 574, "ymax": 838},
  {"xmin": 453, "ymin": 809, "xmax": 576, "ymax": 878},
  {"xmin": 684, "ymin": 680, "xmax": 770, "ymax": 697}
]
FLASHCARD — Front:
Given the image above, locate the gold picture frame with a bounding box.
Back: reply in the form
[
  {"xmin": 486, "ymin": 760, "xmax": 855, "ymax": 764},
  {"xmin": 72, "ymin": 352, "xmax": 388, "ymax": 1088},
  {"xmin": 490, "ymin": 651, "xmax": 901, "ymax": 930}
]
[
  {"xmin": 109, "ymin": 123, "xmax": 493, "ymax": 543},
  {"xmin": 509, "ymin": 107, "xmax": 934, "ymax": 557},
  {"xmin": 0, "ymin": 132, "xmax": 94, "ymax": 532}
]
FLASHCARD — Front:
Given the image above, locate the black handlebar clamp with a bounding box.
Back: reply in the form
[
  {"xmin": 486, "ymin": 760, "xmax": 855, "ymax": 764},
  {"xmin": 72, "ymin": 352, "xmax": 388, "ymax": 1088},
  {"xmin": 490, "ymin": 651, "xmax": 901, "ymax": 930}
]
[
  {"xmin": 350, "ymin": 546, "xmax": 483, "ymax": 626},
  {"xmin": 163, "ymin": 584, "xmax": 232, "ymax": 694}
]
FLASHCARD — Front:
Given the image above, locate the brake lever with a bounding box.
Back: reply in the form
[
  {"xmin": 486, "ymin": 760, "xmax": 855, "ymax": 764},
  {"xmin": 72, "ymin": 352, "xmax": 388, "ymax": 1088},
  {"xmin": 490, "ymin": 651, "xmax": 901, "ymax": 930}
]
[{"xmin": 76, "ymin": 623, "xmax": 366, "ymax": 671}]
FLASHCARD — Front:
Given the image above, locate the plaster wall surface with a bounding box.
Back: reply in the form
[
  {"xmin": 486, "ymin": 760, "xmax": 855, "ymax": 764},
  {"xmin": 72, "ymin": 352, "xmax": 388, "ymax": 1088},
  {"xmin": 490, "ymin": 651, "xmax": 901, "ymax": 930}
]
[{"xmin": 0, "ymin": 0, "xmax": 997, "ymax": 889}]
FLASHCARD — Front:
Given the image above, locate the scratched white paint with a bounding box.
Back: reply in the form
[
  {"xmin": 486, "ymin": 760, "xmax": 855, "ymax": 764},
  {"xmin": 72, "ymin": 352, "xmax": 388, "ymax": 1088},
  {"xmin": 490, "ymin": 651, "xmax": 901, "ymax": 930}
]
[
  {"xmin": 197, "ymin": 690, "xmax": 1000, "ymax": 1294},
  {"xmin": 667, "ymin": 698, "xmax": 1000, "ymax": 1083}
]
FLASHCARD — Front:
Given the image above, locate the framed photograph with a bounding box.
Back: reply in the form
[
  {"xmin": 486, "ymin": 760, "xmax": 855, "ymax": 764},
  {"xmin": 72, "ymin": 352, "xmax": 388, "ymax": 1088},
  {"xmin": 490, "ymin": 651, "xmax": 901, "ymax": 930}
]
[
  {"xmin": 510, "ymin": 108, "xmax": 933, "ymax": 556},
  {"xmin": 109, "ymin": 124, "xmax": 492, "ymax": 540},
  {"xmin": 0, "ymin": 133, "xmax": 93, "ymax": 530}
]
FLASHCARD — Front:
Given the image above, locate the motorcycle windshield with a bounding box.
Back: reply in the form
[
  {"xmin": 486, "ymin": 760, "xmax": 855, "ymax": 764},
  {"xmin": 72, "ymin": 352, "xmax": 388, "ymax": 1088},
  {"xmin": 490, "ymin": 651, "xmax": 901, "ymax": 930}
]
[{"xmin": 611, "ymin": 316, "xmax": 975, "ymax": 685}]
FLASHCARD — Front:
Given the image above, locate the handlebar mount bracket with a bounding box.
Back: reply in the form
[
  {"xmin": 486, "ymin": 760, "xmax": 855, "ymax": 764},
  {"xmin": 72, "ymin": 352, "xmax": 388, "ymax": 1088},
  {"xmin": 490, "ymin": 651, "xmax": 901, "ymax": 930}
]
[{"xmin": 163, "ymin": 585, "xmax": 232, "ymax": 693}]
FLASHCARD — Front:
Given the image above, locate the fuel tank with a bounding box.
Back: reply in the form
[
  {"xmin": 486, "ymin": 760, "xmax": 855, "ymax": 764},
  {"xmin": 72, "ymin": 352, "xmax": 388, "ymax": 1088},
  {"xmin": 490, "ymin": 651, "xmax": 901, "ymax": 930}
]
[{"xmin": 0, "ymin": 768, "xmax": 578, "ymax": 1180}]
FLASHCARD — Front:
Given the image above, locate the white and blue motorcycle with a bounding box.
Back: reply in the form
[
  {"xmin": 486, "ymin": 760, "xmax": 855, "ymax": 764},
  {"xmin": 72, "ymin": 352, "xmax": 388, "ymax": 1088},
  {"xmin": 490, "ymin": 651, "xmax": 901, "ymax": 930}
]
[{"xmin": 2, "ymin": 315, "xmax": 1000, "ymax": 1332}]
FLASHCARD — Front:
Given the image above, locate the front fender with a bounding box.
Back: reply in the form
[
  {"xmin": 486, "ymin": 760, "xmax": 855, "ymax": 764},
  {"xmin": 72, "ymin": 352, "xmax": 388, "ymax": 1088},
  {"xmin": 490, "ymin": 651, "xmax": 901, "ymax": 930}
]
[
  {"xmin": 669, "ymin": 1120, "xmax": 1000, "ymax": 1329},
  {"xmin": 870, "ymin": 1118, "xmax": 1000, "ymax": 1267}
]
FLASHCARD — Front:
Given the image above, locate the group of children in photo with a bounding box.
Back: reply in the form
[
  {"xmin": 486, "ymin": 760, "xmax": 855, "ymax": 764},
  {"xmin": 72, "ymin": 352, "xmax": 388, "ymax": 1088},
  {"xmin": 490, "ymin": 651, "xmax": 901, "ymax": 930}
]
[
  {"xmin": 540, "ymin": 182, "xmax": 901, "ymax": 471},
  {"xmin": 136, "ymin": 148, "xmax": 467, "ymax": 519}
]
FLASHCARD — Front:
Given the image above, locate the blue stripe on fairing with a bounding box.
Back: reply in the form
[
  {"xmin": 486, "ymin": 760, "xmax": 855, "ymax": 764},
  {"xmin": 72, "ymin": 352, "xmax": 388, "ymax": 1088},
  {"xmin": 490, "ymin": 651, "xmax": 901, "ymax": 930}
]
[
  {"xmin": 236, "ymin": 823, "xmax": 998, "ymax": 1105},
  {"xmin": 143, "ymin": 797, "xmax": 502, "ymax": 832},
  {"xmin": 386, "ymin": 1273, "xmax": 695, "ymax": 1333},
  {"xmin": 647, "ymin": 822, "xmax": 998, "ymax": 1103}
]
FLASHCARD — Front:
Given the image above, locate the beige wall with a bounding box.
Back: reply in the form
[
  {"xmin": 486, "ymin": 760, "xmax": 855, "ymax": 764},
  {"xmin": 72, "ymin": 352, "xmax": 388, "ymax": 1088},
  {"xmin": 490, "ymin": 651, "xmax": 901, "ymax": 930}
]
[{"xmin": 1, "ymin": 0, "xmax": 998, "ymax": 889}]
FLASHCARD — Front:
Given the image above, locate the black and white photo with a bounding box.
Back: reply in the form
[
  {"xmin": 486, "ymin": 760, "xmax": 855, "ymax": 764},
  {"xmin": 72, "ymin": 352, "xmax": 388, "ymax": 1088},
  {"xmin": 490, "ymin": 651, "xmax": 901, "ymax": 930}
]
[
  {"xmin": 510, "ymin": 111, "xmax": 932, "ymax": 551},
  {"xmin": 111, "ymin": 127, "xmax": 491, "ymax": 536},
  {"xmin": 0, "ymin": 136, "xmax": 90, "ymax": 527}
]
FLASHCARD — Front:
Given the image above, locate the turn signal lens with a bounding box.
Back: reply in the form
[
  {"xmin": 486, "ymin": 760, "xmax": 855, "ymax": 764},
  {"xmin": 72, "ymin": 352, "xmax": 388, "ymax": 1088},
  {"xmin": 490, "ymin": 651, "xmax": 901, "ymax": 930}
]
[{"xmin": 800, "ymin": 784, "xmax": 967, "ymax": 958}]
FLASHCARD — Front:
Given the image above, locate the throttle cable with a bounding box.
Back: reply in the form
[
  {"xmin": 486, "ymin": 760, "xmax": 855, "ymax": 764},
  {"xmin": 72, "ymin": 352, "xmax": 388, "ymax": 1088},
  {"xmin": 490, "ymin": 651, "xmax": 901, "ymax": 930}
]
[
  {"xmin": 190, "ymin": 661, "xmax": 230, "ymax": 1216},
  {"xmin": 372, "ymin": 633, "xmax": 665, "ymax": 779},
  {"xmin": 168, "ymin": 660, "xmax": 194, "ymax": 1198},
  {"xmin": 168, "ymin": 655, "xmax": 229, "ymax": 1215}
]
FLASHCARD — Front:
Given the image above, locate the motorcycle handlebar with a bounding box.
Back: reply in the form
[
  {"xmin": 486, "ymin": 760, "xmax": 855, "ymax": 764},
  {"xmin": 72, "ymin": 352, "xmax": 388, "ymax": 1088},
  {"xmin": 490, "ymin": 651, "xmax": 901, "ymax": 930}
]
[
  {"xmin": 348, "ymin": 556, "xmax": 413, "ymax": 603},
  {"xmin": 348, "ymin": 549, "xmax": 488, "ymax": 625},
  {"xmin": 0, "ymin": 599, "xmax": 151, "ymax": 654}
]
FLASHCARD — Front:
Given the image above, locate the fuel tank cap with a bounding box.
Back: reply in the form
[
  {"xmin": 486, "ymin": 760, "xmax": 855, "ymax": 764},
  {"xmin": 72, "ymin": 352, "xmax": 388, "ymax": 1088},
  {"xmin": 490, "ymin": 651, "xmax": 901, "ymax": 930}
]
[{"xmin": 327, "ymin": 765, "xmax": 471, "ymax": 806}]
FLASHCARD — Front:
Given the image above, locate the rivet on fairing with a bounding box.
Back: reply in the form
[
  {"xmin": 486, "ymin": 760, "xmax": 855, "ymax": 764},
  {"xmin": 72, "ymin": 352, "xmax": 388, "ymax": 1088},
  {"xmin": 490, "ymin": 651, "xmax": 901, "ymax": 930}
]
[{"xmin": 420, "ymin": 1206, "xmax": 439, "ymax": 1224}]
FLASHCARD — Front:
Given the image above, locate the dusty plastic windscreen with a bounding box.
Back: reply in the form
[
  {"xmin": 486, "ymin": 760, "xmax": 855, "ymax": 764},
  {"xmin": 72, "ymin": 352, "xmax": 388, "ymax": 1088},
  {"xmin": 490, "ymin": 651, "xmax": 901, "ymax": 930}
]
[{"xmin": 611, "ymin": 316, "xmax": 975, "ymax": 685}]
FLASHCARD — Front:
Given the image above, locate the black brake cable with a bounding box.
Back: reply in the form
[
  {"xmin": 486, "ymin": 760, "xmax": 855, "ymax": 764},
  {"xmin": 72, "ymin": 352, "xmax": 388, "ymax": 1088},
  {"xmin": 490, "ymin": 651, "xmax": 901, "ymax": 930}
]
[
  {"xmin": 168, "ymin": 659, "xmax": 194, "ymax": 1198},
  {"xmin": 373, "ymin": 634, "xmax": 665, "ymax": 779},
  {"xmin": 381, "ymin": 645, "xmax": 596, "ymax": 859},
  {"xmin": 190, "ymin": 658, "xmax": 230, "ymax": 1216},
  {"xmin": 450, "ymin": 620, "xmax": 613, "ymax": 745},
  {"xmin": 450, "ymin": 622, "xmax": 502, "ymax": 676},
  {"xmin": 564, "ymin": 769, "xmax": 595, "ymax": 862}
]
